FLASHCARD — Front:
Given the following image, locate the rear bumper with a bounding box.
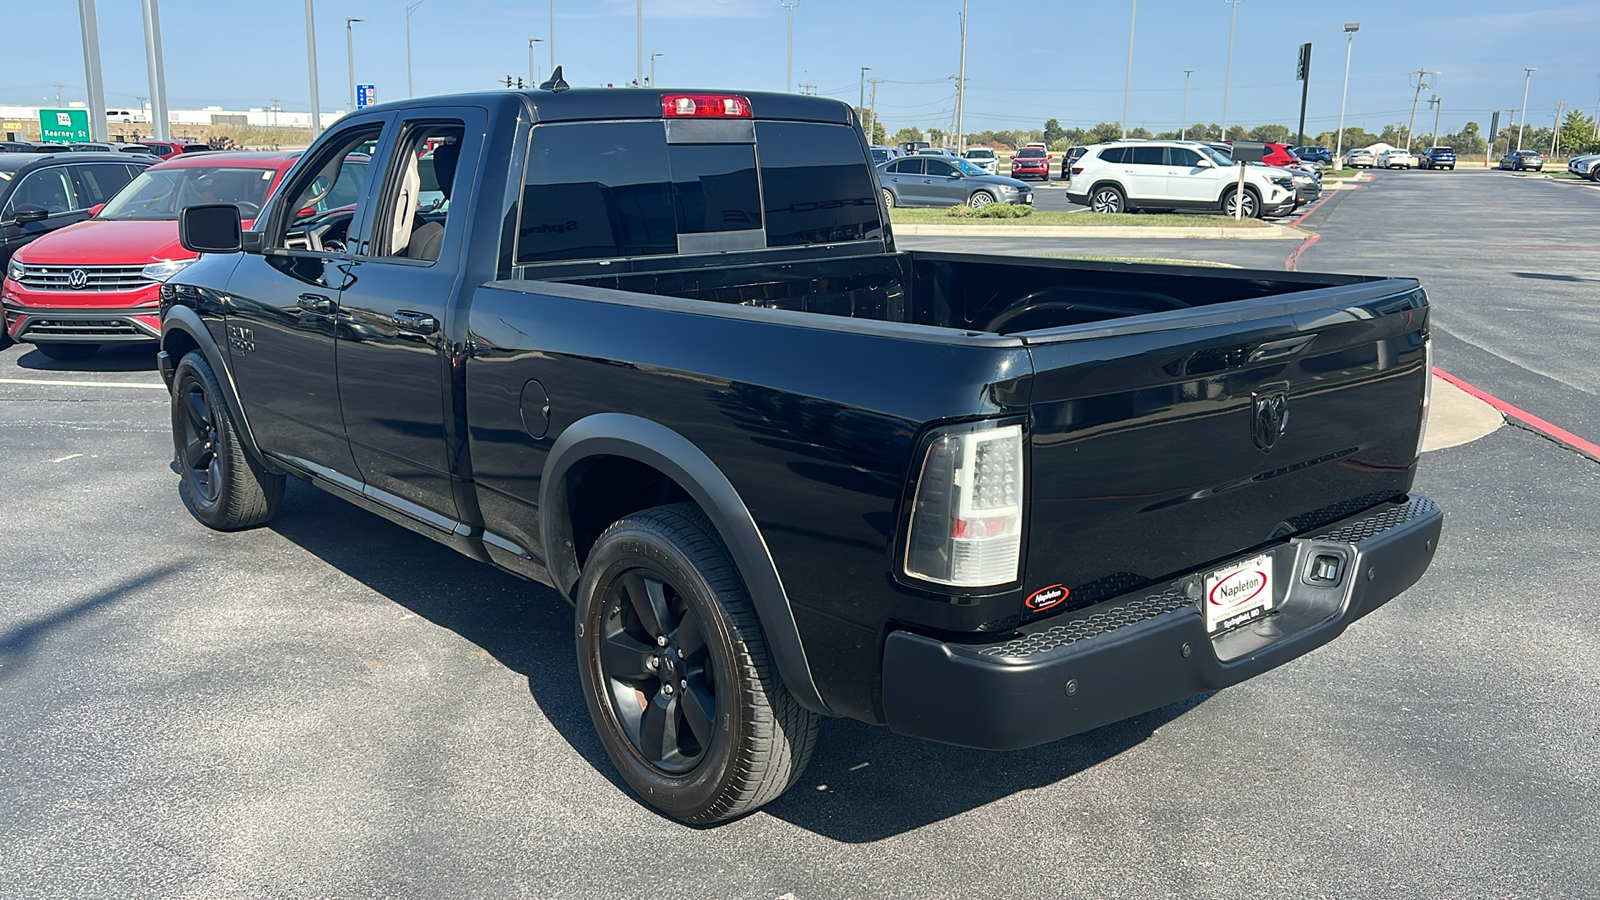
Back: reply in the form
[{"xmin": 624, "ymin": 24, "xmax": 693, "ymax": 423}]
[{"xmin": 882, "ymin": 493, "xmax": 1442, "ymax": 750}]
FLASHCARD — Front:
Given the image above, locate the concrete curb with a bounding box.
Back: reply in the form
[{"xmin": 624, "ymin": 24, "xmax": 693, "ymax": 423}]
[{"xmin": 890, "ymin": 223, "xmax": 1306, "ymax": 240}]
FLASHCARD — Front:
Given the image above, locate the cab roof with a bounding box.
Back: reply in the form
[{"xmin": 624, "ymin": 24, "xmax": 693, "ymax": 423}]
[{"xmin": 353, "ymin": 87, "xmax": 856, "ymax": 126}]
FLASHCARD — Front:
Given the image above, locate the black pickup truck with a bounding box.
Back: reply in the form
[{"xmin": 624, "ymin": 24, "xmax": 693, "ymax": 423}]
[{"xmin": 162, "ymin": 83, "xmax": 1441, "ymax": 824}]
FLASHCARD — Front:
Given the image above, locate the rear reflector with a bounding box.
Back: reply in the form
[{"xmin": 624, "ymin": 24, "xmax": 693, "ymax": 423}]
[{"xmin": 662, "ymin": 94, "xmax": 752, "ymax": 118}]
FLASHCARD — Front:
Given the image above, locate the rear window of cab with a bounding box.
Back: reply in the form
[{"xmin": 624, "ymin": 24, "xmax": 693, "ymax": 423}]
[{"xmin": 515, "ymin": 119, "xmax": 881, "ymax": 265}]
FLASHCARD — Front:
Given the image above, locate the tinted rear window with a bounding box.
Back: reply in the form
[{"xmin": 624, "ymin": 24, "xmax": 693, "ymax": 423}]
[
  {"xmin": 1098, "ymin": 147, "xmax": 1128, "ymax": 164},
  {"xmin": 517, "ymin": 121, "xmax": 676, "ymax": 264},
  {"xmin": 669, "ymin": 143, "xmax": 760, "ymax": 235},
  {"xmin": 754, "ymin": 121, "xmax": 880, "ymax": 247}
]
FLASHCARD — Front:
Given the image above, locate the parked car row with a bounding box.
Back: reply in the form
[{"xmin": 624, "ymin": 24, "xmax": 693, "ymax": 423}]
[
  {"xmin": 0, "ymin": 140, "xmax": 208, "ymax": 157},
  {"xmin": 3, "ymin": 148, "xmax": 369, "ymax": 359}
]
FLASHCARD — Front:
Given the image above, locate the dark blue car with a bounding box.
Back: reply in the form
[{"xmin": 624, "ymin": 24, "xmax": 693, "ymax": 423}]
[
  {"xmin": 1419, "ymin": 147, "xmax": 1456, "ymax": 170},
  {"xmin": 1292, "ymin": 145, "xmax": 1332, "ymax": 165}
]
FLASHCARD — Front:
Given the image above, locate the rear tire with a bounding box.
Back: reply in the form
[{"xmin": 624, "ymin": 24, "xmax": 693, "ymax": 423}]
[
  {"xmin": 34, "ymin": 343, "xmax": 99, "ymax": 361},
  {"xmin": 576, "ymin": 503, "xmax": 819, "ymax": 825},
  {"xmin": 171, "ymin": 350, "xmax": 284, "ymax": 530},
  {"xmin": 1089, "ymin": 184, "xmax": 1126, "ymax": 214},
  {"xmin": 881, "ymin": 187, "xmax": 895, "ymax": 209}
]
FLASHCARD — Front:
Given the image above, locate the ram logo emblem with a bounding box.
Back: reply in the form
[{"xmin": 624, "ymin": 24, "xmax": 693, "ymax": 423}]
[{"xmin": 1252, "ymin": 387, "xmax": 1289, "ymax": 452}]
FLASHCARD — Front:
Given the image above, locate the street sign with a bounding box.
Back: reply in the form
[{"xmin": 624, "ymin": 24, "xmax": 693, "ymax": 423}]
[
  {"xmin": 1296, "ymin": 43, "xmax": 1312, "ymax": 82},
  {"xmin": 356, "ymin": 84, "xmax": 376, "ymax": 109},
  {"xmin": 39, "ymin": 108, "xmax": 91, "ymax": 143}
]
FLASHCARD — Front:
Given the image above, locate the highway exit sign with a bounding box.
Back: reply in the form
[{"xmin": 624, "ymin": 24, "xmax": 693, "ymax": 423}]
[{"xmin": 39, "ymin": 108, "xmax": 90, "ymax": 143}]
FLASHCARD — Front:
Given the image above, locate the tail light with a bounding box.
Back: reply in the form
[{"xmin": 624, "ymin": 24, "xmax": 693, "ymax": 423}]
[
  {"xmin": 1071, "ymin": 166, "xmax": 1084, "ymax": 175},
  {"xmin": 1415, "ymin": 335, "xmax": 1433, "ymax": 457},
  {"xmin": 904, "ymin": 421, "xmax": 1025, "ymax": 588},
  {"xmin": 662, "ymin": 94, "xmax": 751, "ymax": 118}
]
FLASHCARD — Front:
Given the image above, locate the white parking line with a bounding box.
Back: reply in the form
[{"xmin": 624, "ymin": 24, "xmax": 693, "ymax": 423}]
[{"xmin": 0, "ymin": 378, "xmax": 166, "ymax": 390}]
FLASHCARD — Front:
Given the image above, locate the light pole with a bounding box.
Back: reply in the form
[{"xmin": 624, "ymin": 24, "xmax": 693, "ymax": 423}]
[
  {"xmin": 406, "ymin": 1, "xmax": 425, "ymax": 98},
  {"xmin": 650, "ymin": 51, "xmax": 662, "ymax": 87},
  {"xmin": 345, "ymin": 16, "xmax": 362, "ymax": 112},
  {"xmin": 304, "ymin": 0, "xmax": 322, "ymax": 137},
  {"xmin": 956, "ymin": 0, "xmax": 968, "ymax": 152},
  {"xmin": 1181, "ymin": 69, "xmax": 1192, "ymax": 138},
  {"xmin": 636, "ymin": 0, "xmax": 644, "ymax": 88},
  {"xmin": 549, "ymin": 1, "xmax": 555, "ymax": 74},
  {"xmin": 141, "ymin": 0, "xmax": 170, "ymax": 141},
  {"xmin": 1221, "ymin": 0, "xmax": 1243, "ymax": 136},
  {"xmin": 859, "ymin": 66, "xmax": 870, "ymax": 128},
  {"xmin": 781, "ymin": 0, "xmax": 799, "ymax": 93},
  {"xmin": 530, "ymin": 37, "xmax": 544, "ymax": 87},
  {"xmin": 78, "ymin": 0, "xmax": 109, "ymax": 142},
  {"xmin": 1121, "ymin": 0, "xmax": 1137, "ymax": 139},
  {"xmin": 1517, "ymin": 67, "xmax": 1535, "ymax": 151},
  {"xmin": 1335, "ymin": 22, "xmax": 1358, "ymax": 165}
]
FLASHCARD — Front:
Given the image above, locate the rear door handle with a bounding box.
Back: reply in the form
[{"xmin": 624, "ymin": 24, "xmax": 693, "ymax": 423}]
[
  {"xmin": 393, "ymin": 310, "xmax": 438, "ymax": 334},
  {"xmin": 296, "ymin": 293, "xmax": 333, "ymax": 313}
]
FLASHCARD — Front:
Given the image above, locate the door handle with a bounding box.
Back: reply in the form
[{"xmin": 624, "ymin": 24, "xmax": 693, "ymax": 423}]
[
  {"xmin": 393, "ymin": 310, "xmax": 438, "ymax": 334},
  {"xmin": 296, "ymin": 293, "xmax": 333, "ymax": 313}
]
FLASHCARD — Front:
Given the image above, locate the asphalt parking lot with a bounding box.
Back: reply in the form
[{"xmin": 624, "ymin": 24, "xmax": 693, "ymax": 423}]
[{"xmin": 3, "ymin": 168, "xmax": 1598, "ymax": 898}]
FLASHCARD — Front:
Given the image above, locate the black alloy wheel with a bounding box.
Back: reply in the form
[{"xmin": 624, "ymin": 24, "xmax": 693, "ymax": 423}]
[
  {"xmin": 576, "ymin": 504, "xmax": 818, "ymax": 824},
  {"xmin": 170, "ymin": 351, "xmax": 284, "ymax": 530}
]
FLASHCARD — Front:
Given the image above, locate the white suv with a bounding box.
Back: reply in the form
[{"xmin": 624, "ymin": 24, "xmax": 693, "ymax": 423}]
[{"xmin": 1065, "ymin": 141, "xmax": 1297, "ymax": 218}]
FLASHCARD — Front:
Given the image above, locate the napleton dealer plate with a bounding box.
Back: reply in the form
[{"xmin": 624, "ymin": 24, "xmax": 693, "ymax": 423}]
[{"xmin": 1204, "ymin": 553, "xmax": 1275, "ymax": 633}]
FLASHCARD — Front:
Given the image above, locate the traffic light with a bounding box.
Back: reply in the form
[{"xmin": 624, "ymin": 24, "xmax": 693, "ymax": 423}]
[
  {"xmin": 516, "ymin": 78, "xmax": 525, "ymax": 89},
  {"xmin": 504, "ymin": 75, "xmax": 513, "ymax": 88}
]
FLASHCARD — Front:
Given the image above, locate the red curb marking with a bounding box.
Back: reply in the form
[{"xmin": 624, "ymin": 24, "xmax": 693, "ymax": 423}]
[
  {"xmin": 1433, "ymin": 367, "xmax": 1600, "ymax": 462},
  {"xmin": 1282, "ymin": 182, "xmax": 1357, "ymax": 270}
]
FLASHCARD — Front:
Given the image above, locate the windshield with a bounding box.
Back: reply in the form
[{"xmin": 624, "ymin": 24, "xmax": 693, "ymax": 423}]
[
  {"xmin": 965, "ymin": 149, "xmax": 994, "ymax": 159},
  {"xmin": 1198, "ymin": 145, "xmax": 1234, "ymax": 166},
  {"xmin": 99, "ymin": 165, "xmax": 276, "ymax": 220},
  {"xmin": 953, "ymin": 159, "xmax": 989, "ymax": 176}
]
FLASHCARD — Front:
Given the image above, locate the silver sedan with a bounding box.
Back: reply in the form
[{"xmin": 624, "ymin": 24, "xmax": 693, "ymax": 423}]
[{"xmin": 877, "ymin": 157, "xmax": 1034, "ymax": 209}]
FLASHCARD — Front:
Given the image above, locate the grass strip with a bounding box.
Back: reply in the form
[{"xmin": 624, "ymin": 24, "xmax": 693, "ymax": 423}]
[{"xmin": 889, "ymin": 209, "xmax": 1270, "ymax": 228}]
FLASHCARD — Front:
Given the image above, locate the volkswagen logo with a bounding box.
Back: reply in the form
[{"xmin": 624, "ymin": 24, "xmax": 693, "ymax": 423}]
[
  {"xmin": 1252, "ymin": 387, "xmax": 1290, "ymax": 452},
  {"xmin": 67, "ymin": 269, "xmax": 89, "ymax": 290}
]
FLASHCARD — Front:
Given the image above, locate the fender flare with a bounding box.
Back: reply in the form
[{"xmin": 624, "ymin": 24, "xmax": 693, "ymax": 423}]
[
  {"xmin": 160, "ymin": 305, "xmax": 277, "ymax": 473},
  {"xmin": 540, "ymin": 413, "xmax": 832, "ymax": 715}
]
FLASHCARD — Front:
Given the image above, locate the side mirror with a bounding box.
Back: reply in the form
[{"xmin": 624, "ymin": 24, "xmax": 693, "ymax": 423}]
[
  {"xmin": 15, "ymin": 208, "xmax": 50, "ymax": 224},
  {"xmin": 179, "ymin": 203, "xmax": 243, "ymax": 254},
  {"xmin": 1196, "ymin": 158, "xmax": 1215, "ymax": 168},
  {"xmin": 88, "ymin": 203, "xmax": 105, "ymax": 217}
]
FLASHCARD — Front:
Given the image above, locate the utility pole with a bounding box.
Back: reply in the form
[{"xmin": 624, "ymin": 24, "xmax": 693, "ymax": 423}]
[
  {"xmin": 956, "ymin": 0, "xmax": 968, "ymax": 152},
  {"xmin": 141, "ymin": 0, "xmax": 170, "ymax": 140},
  {"xmin": 1121, "ymin": 0, "xmax": 1137, "ymax": 139},
  {"xmin": 406, "ymin": 0, "xmax": 425, "ymax": 98},
  {"xmin": 1403, "ymin": 68, "xmax": 1436, "ymax": 152},
  {"xmin": 1181, "ymin": 69, "xmax": 1193, "ymax": 138},
  {"xmin": 1517, "ymin": 67, "xmax": 1535, "ymax": 151},
  {"xmin": 78, "ymin": 0, "xmax": 108, "ymax": 142},
  {"xmin": 868, "ymin": 77, "xmax": 883, "ymax": 144},
  {"xmin": 1221, "ymin": 0, "xmax": 1243, "ymax": 136},
  {"xmin": 798, "ymin": 83, "xmax": 816, "ymax": 96},
  {"xmin": 1295, "ymin": 42, "xmax": 1312, "ymax": 147},
  {"xmin": 1335, "ymin": 23, "xmax": 1358, "ymax": 165},
  {"xmin": 1551, "ymin": 100, "xmax": 1565, "ymax": 157},
  {"xmin": 345, "ymin": 17, "xmax": 363, "ymax": 112},
  {"xmin": 304, "ymin": 0, "xmax": 322, "ymax": 137},
  {"xmin": 270, "ymin": 98, "xmax": 279, "ymax": 127},
  {"xmin": 781, "ymin": 0, "xmax": 799, "ymax": 93},
  {"xmin": 53, "ymin": 84, "xmax": 65, "ymax": 107},
  {"xmin": 1426, "ymin": 95, "xmax": 1440, "ymax": 149}
]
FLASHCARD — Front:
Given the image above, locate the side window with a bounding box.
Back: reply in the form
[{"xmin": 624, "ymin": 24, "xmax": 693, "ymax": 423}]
[
  {"xmin": 269, "ymin": 123, "xmax": 383, "ymax": 253},
  {"xmin": 2, "ymin": 168, "xmax": 78, "ymax": 220},
  {"xmin": 73, "ymin": 163, "xmax": 137, "ymax": 205},
  {"xmin": 1099, "ymin": 147, "xmax": 1127, "ymax": 165},
  {"xmin": 1129, "ymin": 146, "xmax": 1164, "ymax": 166},
  {"xmin": 1166, "ymin": 147, "xmax": 1202, "ymax": 168},
  {"xmin": 924, "ymin": 159, "xmax": 956, "ymax": 178},
  {"xmin": 371, "ymin": 121, "xmax": 465, "ymax": 262},
  {"xmin": 892, "ymin": 158, "xmax": 924, "ymax": 176},
  {"xmin": 516, "ymin": 121, "xmax": 675, "ymax": 264},
  {"xmin": 753, "ymin": 121, "xmax": 881, "ymax": 247}
]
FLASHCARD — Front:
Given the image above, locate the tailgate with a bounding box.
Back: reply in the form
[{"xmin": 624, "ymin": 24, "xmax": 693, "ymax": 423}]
[{"xmin": 1021, "ymin": 279, "xmax": 1429, "ymax": 613}]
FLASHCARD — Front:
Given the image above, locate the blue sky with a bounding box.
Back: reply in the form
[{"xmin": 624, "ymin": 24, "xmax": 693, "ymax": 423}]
[{"xmin": 9, "ymin": 1, "xmax": 1599, "ymax": 137}]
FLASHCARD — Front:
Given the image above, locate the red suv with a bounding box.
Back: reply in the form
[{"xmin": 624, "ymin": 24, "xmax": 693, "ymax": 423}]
[
  {"xmin": 1225, "ymin": 141, "xmax": 1301, "ymax": 168},
  {"xmin": 131, "ymin": 140, "xmax": 213, "ymax": 159},
  {"xmin": 1010, "ymin": 147, "xmax": 1050, "ymax": 181},
  {"xmin": 3, "ymin": 151, "xmax": 318, "ymax": 360}
]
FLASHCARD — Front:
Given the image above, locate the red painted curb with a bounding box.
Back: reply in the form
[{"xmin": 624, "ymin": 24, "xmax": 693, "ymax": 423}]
[
  {"xmin": 1433, "ymin": 367, "xmax": 1600, "ymax": 462},
  {"xmin": 1284, "ymin": 231, "xmax": 1320, "ymax": 271}
]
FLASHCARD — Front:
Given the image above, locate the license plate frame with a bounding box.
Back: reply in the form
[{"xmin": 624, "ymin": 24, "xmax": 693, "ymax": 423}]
[{"xmin": 1203, "ymin": 553, "xmax": 1275, "ymax": 633}]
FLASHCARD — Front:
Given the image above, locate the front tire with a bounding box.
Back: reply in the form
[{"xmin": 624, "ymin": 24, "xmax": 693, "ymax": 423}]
[
  {"xmin": 968, "ymin": 190, "xmax": 995, "ymax": 208},
  {"xmin": 34, "ymin": 343, "xmax": 99, "ymax": 361},
  {"xmin": 171, "ymin": 350, "xmax": 284, "ymax": 530},
  {"xmin": 1089, "ymin": 184, "xmax": 1126, "ymax": 214},
  {"xmin": 576, "ymin": 504, "xmax": 819, "ymax": 825}
]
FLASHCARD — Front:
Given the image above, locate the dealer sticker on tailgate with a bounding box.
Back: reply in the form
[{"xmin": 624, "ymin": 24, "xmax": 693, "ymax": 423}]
[{"xmin": 1204, "ymin": 553, "xmax": 1275, "ymax": 633}]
